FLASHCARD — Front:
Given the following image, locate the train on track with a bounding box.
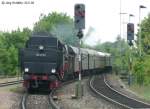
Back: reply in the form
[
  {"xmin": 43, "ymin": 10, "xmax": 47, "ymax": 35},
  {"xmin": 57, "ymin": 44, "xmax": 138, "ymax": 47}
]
[{"xmin": 19, "ymin": 32, "xmax": 112, "ymax": 91}]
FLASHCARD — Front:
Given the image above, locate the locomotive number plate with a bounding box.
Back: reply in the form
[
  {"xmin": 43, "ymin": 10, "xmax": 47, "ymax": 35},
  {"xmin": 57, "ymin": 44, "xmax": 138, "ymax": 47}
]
[{"xmin": 36, "ymin": 53, "xmax": 46, "ymax": 57}]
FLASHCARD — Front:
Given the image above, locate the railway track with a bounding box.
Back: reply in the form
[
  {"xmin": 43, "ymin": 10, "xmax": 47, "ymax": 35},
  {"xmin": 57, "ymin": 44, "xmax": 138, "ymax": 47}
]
[
  {"xmin": 21, "ymin": 78, "xmax": 81, "ymax": 109},
  {"xmin": 90, "ymin": 74, "xmax": 150, "ymax": 109},
  {"xmin": 0, "ymin": 80, "xmax": 22, "ymax": 87}
]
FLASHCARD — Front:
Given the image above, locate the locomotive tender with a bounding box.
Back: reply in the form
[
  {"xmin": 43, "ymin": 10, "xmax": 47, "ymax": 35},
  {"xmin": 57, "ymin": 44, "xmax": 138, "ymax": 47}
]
[{"xmin": 19, "ymin": 32, "xmax": 112, "ymax": 91}]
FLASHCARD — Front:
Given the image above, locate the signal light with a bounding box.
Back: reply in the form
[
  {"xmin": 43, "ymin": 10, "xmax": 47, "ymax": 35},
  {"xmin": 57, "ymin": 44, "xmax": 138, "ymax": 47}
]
[
  {"xmin": 127, "ymin": 23, "xmax": 134, "ymax": 41},
  {"xmin": 77, "ymin": 30, "xmax": 83, "ymax": 39},
  {"xmin": 74, "ymin": 4, "xmax": 85, "ymax": 29}
]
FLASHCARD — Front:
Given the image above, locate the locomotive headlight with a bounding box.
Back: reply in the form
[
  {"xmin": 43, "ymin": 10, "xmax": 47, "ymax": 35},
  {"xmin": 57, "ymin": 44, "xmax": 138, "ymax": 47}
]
[
  {"xmin": 51, "ymin": 69, "xmax": 56, "ymax": 73},
  {"xmin": 24, "ymin": 68, "xmax": 29, "ymax": 72},
  {"xmin": 39, "ymin": 45, "xmax": 44, "ymax": 50}
]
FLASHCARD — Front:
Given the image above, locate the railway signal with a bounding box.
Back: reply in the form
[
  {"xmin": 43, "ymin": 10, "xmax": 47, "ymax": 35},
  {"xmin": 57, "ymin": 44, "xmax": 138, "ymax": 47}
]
[
  {"xmin": 127, "ymin": 23, "xmax": 134, "ymax": 86},
  {"xmin": 74, "ymin": 4, "xmax": 85, "ymax": 29},
  {"xmin": 128, "ymin": 40, "xmax": 133, "ymax": 46},
  {"xmin": 74, "ymin": 3, "xmax": 85, "ymax": 99},
  {"xmin": 127, "ymin": 23, "xmax": 134, "ymax": 41},
  {"xmin": 77, "ymin": 29, "xmax": 83, "ymax": 39}
]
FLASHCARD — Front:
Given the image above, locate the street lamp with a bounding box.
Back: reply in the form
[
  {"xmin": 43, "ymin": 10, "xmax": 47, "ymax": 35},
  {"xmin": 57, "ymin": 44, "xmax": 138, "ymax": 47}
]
[
  {"xmin": 120, "ymin": 0, "xmax": 122, "ymax": 38},
  {"xmin": 120, "ymin": 13, "xmax": 127, "ymax": 40},
  {"xmin": 129, "ymin": 14, "xmax": 134, "ymax": 23},
  {"xmin": 139, "ymin": 5, "xmax": 146, "ymax": 56},
  {"xmin": 119, "ymin": 12, "xmax": 127, "ymax": 72}
]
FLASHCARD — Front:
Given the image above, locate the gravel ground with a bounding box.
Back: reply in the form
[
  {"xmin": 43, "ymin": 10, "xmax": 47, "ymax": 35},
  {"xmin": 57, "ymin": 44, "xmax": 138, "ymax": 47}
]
[
  {"xmin": 0, "ymin": 84, "xmax": 24, "ymax": 109},
  {"xmin": 54, "ymin": 78, "xmax": 123, "ymax": 109},
  {"xmin": 106, "ymin": 74, "xmax": 150, "ymax": 104},
  {"xmin": 26, "ymin": 94, "xmax": 50, "ymax": 109}
]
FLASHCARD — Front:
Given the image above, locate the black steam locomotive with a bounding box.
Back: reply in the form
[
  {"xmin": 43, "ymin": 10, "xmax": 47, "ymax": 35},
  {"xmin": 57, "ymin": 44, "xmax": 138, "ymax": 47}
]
[{"xmin": 19, "ymin": 32, "xmax": 112, "ymax": 91}]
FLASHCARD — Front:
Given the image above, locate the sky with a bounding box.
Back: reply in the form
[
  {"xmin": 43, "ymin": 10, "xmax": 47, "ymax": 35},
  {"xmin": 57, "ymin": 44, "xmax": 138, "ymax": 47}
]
[{"xmin": 0, "ymin": 0, "xmax": 150, "ymax": 46}]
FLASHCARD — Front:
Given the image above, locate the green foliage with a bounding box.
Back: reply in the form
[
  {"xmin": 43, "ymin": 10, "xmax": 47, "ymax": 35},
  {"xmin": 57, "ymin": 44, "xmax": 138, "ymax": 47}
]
[
  {"xmin": 131, "ymin": 13, "xmax": 150, "ymax": 85},
  {"xmin": 0, "ymin": 28, "xmax": 31, "ymax": 75},
  {"xmin": 33, "ymin": 12, "xmax": 79, "ymax": 46},
  {"xmin": 94, "ymin": 36, "xmax": 129, "ymax": 72},
  {"xmin": 33, "ymin": 12, "xmax": 72, "ymax": 32},
  {"xmin": 133, "ymin": 59, "xmax": 145, "ymax": 85},
  {"xmin": 132, "ymin": 55, "xmax": 150, "ymax": 85},
  {"xmin": 139, "ymin": 14, "xmax": 150, "ymax": 54},
  {"xmin": 2, "ymin": 28, "xmax": 31, "ymax": 49}
]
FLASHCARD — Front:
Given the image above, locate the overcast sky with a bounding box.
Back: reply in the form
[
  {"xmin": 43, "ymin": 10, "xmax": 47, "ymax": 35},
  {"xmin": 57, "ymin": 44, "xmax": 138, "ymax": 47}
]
[{"xmin": 0, "ymin": 0, "xmax": 149, "ymax": 45}]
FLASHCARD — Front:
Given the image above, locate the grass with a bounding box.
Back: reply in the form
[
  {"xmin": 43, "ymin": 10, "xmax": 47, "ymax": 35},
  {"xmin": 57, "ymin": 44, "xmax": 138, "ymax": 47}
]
[
  {"xmin": 9, "ymin": 85, "xmax": 25, "ymax": 94},
  {"xmin": 114, "ymin": 73, "xmax": 150, "ymax": 101},
  {"xmin": 129, "ymin": 84, "xmax": 150, "ymax": 101}
]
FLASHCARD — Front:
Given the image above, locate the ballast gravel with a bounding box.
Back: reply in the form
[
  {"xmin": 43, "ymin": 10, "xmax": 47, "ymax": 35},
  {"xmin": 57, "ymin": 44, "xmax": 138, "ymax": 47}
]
[
  {"xmin": 54, "ymin": 78, "xmax": 123, "ymax": 109},
  {"xmin": 26, "ymin": 94, "xmax": 50, "ymax": 109}
]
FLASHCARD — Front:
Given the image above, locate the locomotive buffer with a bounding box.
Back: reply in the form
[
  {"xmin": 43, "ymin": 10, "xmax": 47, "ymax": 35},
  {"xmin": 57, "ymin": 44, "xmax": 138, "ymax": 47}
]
[{"xmin": 74, "ymin": 3, "xmax": 85, "ymax": 98}]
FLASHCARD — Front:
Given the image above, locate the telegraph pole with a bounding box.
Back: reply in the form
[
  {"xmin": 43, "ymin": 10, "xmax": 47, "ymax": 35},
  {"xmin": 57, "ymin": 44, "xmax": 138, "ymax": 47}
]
[
  {"xmin": 120, "ymin": 0, "xmax": 122, "ymax": 38},
  {"xmin": 74, "ymin": 4, "xmax": 85, "ymax": 98},
  {"xmin": 139, "ymin": 5, "xmax": 146, "ymax": 57}
]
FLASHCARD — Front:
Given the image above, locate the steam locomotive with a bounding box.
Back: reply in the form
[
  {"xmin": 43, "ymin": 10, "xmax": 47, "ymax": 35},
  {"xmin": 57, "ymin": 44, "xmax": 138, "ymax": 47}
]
[{"xmin": 19, "ymin": 32, "xmax": 112, "ymax": 91}]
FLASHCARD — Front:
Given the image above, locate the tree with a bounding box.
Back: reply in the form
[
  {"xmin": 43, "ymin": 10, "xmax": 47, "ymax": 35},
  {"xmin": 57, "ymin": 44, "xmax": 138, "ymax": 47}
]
[
  {"xmin": 0, "ymin": 28, "xmax": 31, "ymax": 76},
  {"xmin": 33, "ymin": 12, "xmax": 72, "ymax": 32},
  {"xmin": 33, "ymin": 12, "xmax": 79, "ymax": 46},
  {"xmin": 137, "ymin": 14, "xmax": 150, "ymax": 55},
  {"xmin": 94, "ymin": 36, "xmax": 130, "ymax": 74}
]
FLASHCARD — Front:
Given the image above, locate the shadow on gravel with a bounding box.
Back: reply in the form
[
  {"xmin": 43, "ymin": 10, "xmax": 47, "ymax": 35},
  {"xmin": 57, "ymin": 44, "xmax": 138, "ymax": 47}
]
[{"xmin": 28, "ymin": 89, "xmax": 51, "ymax": 95}]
